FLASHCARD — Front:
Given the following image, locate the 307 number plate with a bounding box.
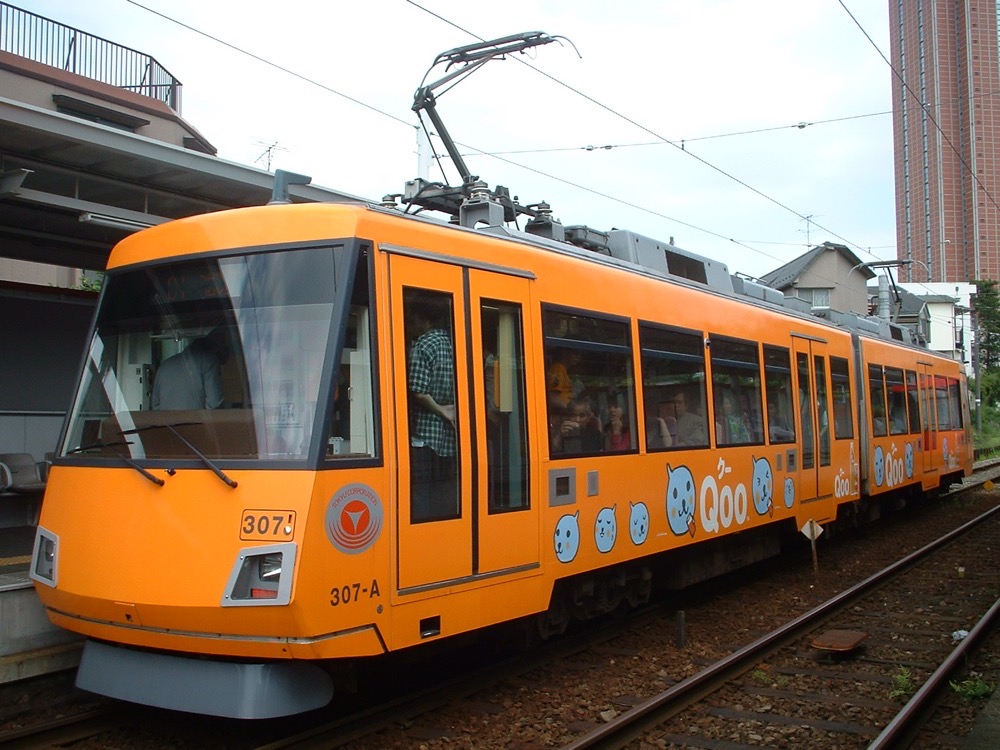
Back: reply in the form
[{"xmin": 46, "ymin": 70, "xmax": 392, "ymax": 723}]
[{"xmin": 241, "ymin": 509, "xmax": 296, "ymax": 541}]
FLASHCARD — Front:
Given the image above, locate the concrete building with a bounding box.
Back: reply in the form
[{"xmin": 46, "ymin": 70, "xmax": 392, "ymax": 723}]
[
  {"xmin": 898, "ymin": 281, "xmax": 976, "ymax": 374},
  {"xmin": 888, "ymin": 0, "xmax": 1000, "ymax": 283},
  {"xmin": 757, "ymin": 241, "xmax": 875, "ymax": 315}
]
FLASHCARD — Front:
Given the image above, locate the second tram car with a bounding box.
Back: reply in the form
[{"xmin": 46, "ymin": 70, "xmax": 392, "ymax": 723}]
[{"xmin": 31, "ymin": 199, "xmax": 972, "ymax": 717}]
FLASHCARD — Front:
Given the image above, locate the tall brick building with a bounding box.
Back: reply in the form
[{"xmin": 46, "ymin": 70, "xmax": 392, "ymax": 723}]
[{"xmin": 888, "ymin": 0, "xmax": 1000, "ymax": 283}]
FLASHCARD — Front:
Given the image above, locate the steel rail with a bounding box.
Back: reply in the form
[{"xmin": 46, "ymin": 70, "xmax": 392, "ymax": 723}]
[
  {"xmin": 559, "ymin": 500, "xmax": 1000, "ymax": 750},
  {"xmin": 867, "ymin": 595, "xmax": 1000, "ymax": 749}
]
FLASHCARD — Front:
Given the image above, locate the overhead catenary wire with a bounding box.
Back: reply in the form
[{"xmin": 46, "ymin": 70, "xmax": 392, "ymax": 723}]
[{"xmin": 124, "ymin": 0, "xmax": 891, "ymax": 293}]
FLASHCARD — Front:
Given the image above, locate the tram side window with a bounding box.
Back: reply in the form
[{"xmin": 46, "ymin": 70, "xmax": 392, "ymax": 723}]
[
  {"xmin": 814, "ymin": 354, "xmax": 831, "ymax": 466},
  {"xmin": 543, "ymin": 307, "xmax": 636, "ymax": 457},
  {"xmin": 935, "ymin": 376, "xmax": 952, "ymax": 430},
  {"xmin": 322, "ymin": 252, "xmax": 377, "ymax": 460},
  {"xmin": 763, "ymin": 346, "xmax": 795, "ymax": 444},
  {"xmin": 831, "ymin": 356, "xmax": 854, "ymax": 439},
  {"xmin": 797, "ymin": 353, "xmax": 814, "ymax": 469},
  {"xmin": 921, "ymin": 373, "xmax": 936, "ymax": 434},
  {"xmin": 949, "ymin": 379, "xmax": 964, "ymax": 428},
  {"xmin": 905, "ymin": 370, "xmax": 921, "ymax": 434},
  {"xmin": 868, "ymin": 364, "xmax": 888, "ymax": 437},
  {"xmin": 710, "ymin": 336, "xmax": 763, "ymax": 446},
  {"xmin": 639, "ymin": 324, "xmax": 709, "ymax": 451},
  {"xmin": 481, "ymin": 300, "xmax": 529, "ymax": 512},
  {"xmin": 323, "ymin": 307, "xmax": 377, "ymax": 461},
  {"xmin": 886, "ymin": 367, "xmax": 908, "ymax": 435},
  {"xmin": 404, "ymin": 289, "xmax": 460, "ymax": 523}
]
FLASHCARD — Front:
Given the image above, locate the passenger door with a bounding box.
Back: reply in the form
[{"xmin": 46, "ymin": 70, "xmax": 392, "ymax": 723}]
[
  {"xmin": 389, "ymin": 253, "xmax": 538, "ymax": 591},
  {"xmin": 469, "ymin": 270, "xmax": 537, "ymax": 575},
  {"xmin": 792, "ymin": 336, "xmax": 834, "ymax": 502},
  {"xmin": 919, "ymin": 365, "xmax": 937, "ymax": 474},
  {"xmin": 389, "ymin": 256, "xmax": 472, "ymax": 590}
]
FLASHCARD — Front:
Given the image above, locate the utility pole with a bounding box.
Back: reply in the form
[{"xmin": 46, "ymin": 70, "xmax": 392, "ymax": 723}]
[{"xmin": 972, "ymin": 295, "xmax": 982, "ymax": 431}]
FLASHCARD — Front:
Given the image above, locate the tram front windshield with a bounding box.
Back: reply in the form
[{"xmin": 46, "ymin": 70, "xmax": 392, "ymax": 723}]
[{"xmin": 61, "ymin": 244, "xmax": 368, "ymax": 463}]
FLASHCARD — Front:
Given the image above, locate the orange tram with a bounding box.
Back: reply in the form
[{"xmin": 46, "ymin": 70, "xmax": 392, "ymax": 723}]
[{"xmin": 31, "ymin": 189, "xmax": 972, "ymax": 718}]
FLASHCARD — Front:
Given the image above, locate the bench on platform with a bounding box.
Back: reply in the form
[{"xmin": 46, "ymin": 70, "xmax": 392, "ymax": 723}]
[{"xmin": 0, "ymin": 453, "xmax": 47, "ymax": 495}]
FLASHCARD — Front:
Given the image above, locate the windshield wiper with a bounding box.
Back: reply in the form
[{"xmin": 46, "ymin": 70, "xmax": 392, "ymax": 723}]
[
  {"xmin": 122, "ymin": 422, "xmax": 238, "ymax": 489},
  {"xmin": 67, "ymin": 440, "xmax": 168, "ymax": 487}
]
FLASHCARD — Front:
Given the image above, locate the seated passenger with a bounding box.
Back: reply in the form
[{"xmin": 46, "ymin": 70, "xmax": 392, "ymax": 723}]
[
  {"xmin": 769, "ymin": 421, "xmax": 795, "ymax": 442},
  {"xmin": 604, "ymin": 403, "xmax": 631, "ymax": 451},
  {"xmin": 546, "ymin": 348, "xmax": 583, "ymax": 415},
  {"xmin": 719, "ymin": 393, "xmax": 750, "ymax": 444},
  {"xmin": 768, "ymin": 398, "xmax": 795, "ymax": 442},
  {"xmin": 552, "ymin": 397, "xmax": 603, "ymax": 454},
  {"xmin": 647, "ymin": 415, "xmax": 674, "ymax": 450},
  {"xmin": 670, "ymin": 391, "xmax": 707, "ymax": 446}
]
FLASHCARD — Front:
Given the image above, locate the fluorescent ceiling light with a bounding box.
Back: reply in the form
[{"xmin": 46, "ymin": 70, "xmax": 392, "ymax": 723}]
[{"xmin": 79, "ymin": 212, "xmax": 154, "ymax": 231}]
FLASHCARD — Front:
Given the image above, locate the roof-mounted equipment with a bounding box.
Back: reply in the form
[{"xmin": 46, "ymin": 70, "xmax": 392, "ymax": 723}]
[{"xmin": 408, "ymin": 32, "xmax": 571, "ymax": 228}]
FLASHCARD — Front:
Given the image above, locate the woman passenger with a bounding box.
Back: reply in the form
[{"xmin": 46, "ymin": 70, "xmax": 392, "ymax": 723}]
[{"xmin": 604, "ymin": 403, "xmax": 631, "ymax": 451}]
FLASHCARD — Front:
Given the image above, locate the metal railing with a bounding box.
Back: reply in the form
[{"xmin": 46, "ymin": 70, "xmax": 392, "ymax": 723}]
[{"xmin": 0, "ymin": 2, "xmax": 181, "ymax": 111}]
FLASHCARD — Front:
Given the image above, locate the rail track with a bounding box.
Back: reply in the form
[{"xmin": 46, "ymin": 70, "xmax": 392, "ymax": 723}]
[
  {"xmin": 560, "ymin": 501, "xmax": 1000, "ymax": 750},
  {"xmin": 0, "ymin": 705, "xmax": 131, "ymax": 750},
  {"xmin": 3, "ymin": 470, "xmax": 999, "ymax": 748},
  {"xmin": 253, "ymin": 479, "xmax": 1000, "ymax": 749}
]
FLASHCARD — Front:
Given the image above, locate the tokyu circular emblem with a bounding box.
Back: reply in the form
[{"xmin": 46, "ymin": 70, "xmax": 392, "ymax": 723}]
[{"xmin": 326, "ymin": 483, "xmax": 384, "ymax": 554}]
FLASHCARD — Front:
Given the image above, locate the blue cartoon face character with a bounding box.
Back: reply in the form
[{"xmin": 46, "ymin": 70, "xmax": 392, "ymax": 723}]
[
  {"xmin": 554, "ymin": 512, "xmax": 580, "ymax": 563},
  {"xmin": 629, "ymin": 501, "xmax": 649, "ymax": 546},
  {"xmin": 783, "ymin": 477, "xmax": 795, "ymax": 508},
  {"xmin": 751, "ymin": 456, "xmax": 773, "ymax": 517},
  {"xmin": 666, "ymin": 464, "xmax": 696, "ymax": 537},
  {"xmin": 595, "ymin": 506, "xmax": 617, "ymax": 553},
  {"xmin": 905, "ymin": 442, "xmax": 914, "ymax": 478},
  {"xmin": 873, "ymin": 445, "xmax": 885, "ymax": 486}
]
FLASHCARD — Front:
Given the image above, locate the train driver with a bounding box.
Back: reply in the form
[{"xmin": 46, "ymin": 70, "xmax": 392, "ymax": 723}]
[{"xmin": 151, "ymin": 329, "xmax": 229, "ymax": 410}]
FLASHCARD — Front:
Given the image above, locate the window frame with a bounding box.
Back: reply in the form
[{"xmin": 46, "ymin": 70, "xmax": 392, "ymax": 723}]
[{"xmin": 542, "ymin": 304, "xmax": 637, "ymax": 458}]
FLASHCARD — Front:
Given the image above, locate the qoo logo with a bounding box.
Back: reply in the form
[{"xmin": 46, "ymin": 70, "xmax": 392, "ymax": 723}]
[
  {"xmin": 325, "ymin": 483, "xmax": 384, "ymax": 554},
  {"xmin": 699, "ymin": 462, "xmax": 749, "ymax": 534},
  {"xmin": 834, "ymin": 468, "xmax": 852, "ymax": 498}
]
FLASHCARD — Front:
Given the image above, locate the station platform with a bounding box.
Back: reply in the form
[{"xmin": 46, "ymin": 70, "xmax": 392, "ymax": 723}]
[
  {"xmin": 965, "ymin": 688, "xmax": 1000, "ymax": 749},
  {"xmin": 0, "ymin": 523, "xmax": 82, "ymax": 684}
]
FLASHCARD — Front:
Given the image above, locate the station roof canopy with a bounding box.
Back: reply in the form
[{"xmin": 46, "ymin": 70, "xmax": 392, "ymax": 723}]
[{"xmin": 0, "ymin": 96, "xmax": 367, "ymax": 272}]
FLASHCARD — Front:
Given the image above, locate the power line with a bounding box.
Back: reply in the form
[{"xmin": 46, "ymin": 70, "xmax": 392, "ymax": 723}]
[
  {"xmin": 836, "ymin": 0, "xmax": 1000, "ymax": 225},
  {"xmin": 123, "ymin": 0, "xmax": 887, "ymax": 281},
  {"xmin": 457, "ymin": 111, "xmax": 891, "ymax": 157},
  {"xmin": 125, "ymin": 0, "xmax": 413, "ymax": 129},
  {"xmin": 402, "ymin": 0, "xmax": 876, "ymax": 258}
]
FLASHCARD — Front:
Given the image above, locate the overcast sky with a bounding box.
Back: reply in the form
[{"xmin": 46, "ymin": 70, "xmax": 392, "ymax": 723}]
[{"xmin": 16, "ymin": 0, "xmax": 896, "ymax": 279}]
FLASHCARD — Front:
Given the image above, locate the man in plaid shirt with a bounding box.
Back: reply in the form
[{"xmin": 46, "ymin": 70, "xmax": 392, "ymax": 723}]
[{"xmin": 406, "ymin": 296, "xmax": 457, "ymax": 519}]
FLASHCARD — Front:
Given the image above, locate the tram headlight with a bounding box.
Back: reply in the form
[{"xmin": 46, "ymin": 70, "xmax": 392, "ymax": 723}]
[
  {"xmin": 30, "ymin": 528, "xmax": 58, "ymax": 587},
  {"xmin": 259, "ymin": 553, "xmax": 282, "ymax": 581},
  {"xmin": 221, "ymin": 542, "xmax": 296, "ymax": 607}
]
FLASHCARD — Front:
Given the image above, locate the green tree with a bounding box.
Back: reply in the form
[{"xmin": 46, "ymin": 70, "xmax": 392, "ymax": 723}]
[
  {"xmin": 974, "ymin": 279, "xmax": 1000, "ymax": 370},
  {"xmin": 78, "ymin": 272, "xmax": 104, "ymax": 293},
  {"xmin": 979, "ymin": 370, "xmax": 1000, "ymax": 410}
]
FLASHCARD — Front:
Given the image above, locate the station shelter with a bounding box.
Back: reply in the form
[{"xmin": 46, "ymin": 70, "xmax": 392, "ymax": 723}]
[
  {"xmin": 0, "ymin": 2, "xmax": 361, "ymax": 678},
  {"xmin": 0, "ymin": 3, "xmax": 363, "ymax": 501}
]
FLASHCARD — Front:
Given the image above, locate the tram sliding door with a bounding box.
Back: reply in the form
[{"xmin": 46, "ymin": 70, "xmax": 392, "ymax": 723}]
[
  {"xmin": 389, "ymin": 255, "xmax": 473, "ymax": 589},
  {"xmin": 389, "ymin": 254, "xmax": 538, "ymax": 591},
  {"xmin": 469, "ymin": 270, "xmax": 537, "ymax": 575},
  {"xmin": 792, "ymin": 336, "xmax": 835, "ymax": 503},
  {"xmin": 919, "ymin": 364, "xmax": 937, "ymax": 474}
]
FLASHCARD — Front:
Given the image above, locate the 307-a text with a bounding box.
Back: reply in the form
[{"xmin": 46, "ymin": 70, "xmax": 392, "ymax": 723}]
[{"xmin": 330, "ymin": 579, "xmax": 381, "ymax": 606}]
